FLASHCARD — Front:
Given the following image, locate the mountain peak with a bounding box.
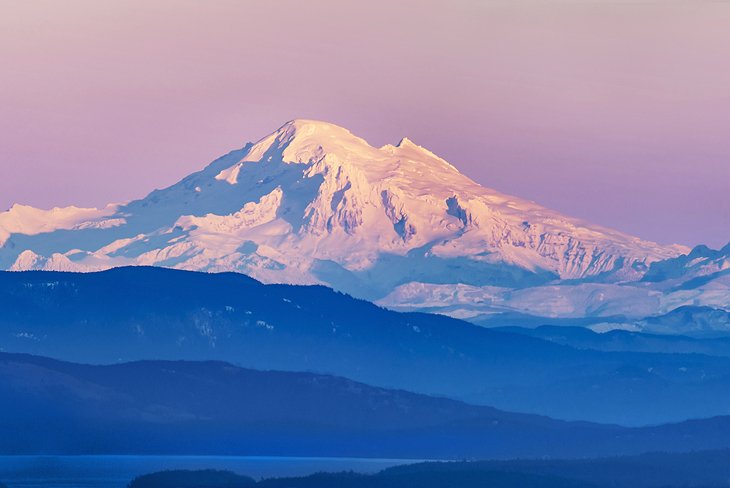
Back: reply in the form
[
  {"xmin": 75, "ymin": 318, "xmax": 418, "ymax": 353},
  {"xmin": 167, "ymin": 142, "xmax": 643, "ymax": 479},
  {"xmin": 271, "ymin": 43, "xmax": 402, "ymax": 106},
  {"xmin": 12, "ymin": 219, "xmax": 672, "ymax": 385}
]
[
  {"xmin": 273, "ymin": 119, "xmax": 366, "ymax": 146},
  {"xmin": 281, "ymin": 118, "xmax": 349, "ymax": 132},
  {"xmin": 240, "ymin": 119, "xmax": 376, "ymax": 166},
  {"xmin": 395, "ymin": 136, "xmax": 416, "ymax": 148}
]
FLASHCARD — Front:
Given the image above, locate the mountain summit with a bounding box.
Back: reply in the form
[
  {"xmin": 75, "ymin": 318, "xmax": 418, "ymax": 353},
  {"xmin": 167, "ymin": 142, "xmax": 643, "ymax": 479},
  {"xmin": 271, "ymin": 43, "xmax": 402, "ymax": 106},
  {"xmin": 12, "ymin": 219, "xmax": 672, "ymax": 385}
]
[{"xmin": 1, "ymin": 119, "xmax": 707, "ymax": 320}]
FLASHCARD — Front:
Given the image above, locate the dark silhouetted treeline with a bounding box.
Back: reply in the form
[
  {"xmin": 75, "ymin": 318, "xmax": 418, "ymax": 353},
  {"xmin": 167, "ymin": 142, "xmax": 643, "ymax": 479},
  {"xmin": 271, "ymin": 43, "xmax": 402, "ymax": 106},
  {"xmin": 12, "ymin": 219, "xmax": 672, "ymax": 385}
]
[
  {"xmin": 128, "ymin": 450, "xmax": 730, "ymax": 488},
  {"xmin": 127, "ymin": 468, "xmax": 592, "ymax": 488},
  {"xmin": 129, "ymin": 470, "xmax": 255, "ymax": 488}
]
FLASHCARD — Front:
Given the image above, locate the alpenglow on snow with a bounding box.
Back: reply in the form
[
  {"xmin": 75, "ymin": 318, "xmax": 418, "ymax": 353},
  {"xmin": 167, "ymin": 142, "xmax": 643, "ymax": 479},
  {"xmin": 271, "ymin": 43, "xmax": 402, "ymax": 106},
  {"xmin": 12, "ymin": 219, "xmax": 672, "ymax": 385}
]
[{"xmin": 4, "ymin": 119, "xmax": 727, "ymax": 326}]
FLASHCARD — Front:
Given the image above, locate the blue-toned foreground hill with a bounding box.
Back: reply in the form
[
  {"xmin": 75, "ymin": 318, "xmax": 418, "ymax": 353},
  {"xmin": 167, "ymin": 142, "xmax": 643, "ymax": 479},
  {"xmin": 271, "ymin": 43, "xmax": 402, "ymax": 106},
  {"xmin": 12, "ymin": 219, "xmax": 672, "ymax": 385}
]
[
  {"xmin": 496, "ymin": 323, "xmax": 730, "ymax": 356},
  {"xmin": 3, "ymin": 266, "xmax": 730, "ymax": 425},
  {"xmin": 4, "ymin": 352, "xmax": 730, "ymax": 459}
]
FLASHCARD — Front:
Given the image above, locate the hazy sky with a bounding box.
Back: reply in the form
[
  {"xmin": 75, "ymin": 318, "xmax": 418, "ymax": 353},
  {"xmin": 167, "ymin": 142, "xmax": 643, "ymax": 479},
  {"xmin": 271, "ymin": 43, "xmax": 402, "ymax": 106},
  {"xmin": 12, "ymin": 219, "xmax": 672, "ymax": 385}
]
[{"xmin": 1, "ymin": 0, "xmax": 728, "ymax": 248}]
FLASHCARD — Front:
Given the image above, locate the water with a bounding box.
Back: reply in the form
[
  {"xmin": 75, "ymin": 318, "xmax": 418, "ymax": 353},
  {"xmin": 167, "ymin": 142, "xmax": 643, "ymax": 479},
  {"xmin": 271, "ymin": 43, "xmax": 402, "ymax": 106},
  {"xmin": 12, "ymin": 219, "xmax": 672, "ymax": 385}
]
[{"xmin": 0, "ymin": 455, "xmax": 417, "ymax": 488}]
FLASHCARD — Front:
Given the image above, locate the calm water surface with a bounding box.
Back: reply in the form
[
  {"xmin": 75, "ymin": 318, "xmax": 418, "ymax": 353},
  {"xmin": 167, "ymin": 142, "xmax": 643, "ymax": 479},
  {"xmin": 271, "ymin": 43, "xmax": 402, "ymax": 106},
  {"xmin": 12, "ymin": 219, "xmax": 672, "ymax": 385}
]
[{"xmin": 0, "ymin": 455, "xmax": 418, "ymax": 488}]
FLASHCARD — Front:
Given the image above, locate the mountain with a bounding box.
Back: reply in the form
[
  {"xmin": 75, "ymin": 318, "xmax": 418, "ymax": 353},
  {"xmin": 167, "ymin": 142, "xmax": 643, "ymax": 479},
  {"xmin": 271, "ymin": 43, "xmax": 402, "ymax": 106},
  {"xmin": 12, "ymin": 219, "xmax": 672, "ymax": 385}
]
[
  {"xmin": 4, "ymin": 267, "xmax": 730, "ymax": 425},
  {"xmin": 643, "ymin": 243, "xmax": 730, "ymax": 288},
  {"xmin": 637, "ymin": 306, "xmax": 730, "ymax": 337},
  {"xmin": 497, "ymin": 324, "xmax": 730, "ymax": 356},
  {"xmin": 6, "ymin": 351, "xmax": 730, "ymax": 460},
  {"xmin": 380, "ymin": 267, "xmax": 730, "ymax": 330},
  {"xmin": 0, "ymin": 352, "xmax": 612, "ymax": 459},
  {"xmin": 0, "ymin": 119, "xmax": 701, "ymax": 322}
]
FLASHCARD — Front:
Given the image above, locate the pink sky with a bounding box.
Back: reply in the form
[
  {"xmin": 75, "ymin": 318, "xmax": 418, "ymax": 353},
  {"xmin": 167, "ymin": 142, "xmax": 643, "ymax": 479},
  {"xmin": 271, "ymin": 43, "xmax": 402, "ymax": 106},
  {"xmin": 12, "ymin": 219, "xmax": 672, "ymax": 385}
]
[{"xmin": 1, "ymin": 0, "xmax": 729, "ymax": 248}]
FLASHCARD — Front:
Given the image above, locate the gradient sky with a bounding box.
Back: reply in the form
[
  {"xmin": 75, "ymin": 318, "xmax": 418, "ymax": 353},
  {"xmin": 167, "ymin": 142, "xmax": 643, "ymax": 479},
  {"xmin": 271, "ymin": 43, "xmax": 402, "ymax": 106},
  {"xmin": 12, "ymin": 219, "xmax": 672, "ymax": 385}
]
[{"xmin": 1, "ymin": 0, "xmax": 728, "ymax": 248}]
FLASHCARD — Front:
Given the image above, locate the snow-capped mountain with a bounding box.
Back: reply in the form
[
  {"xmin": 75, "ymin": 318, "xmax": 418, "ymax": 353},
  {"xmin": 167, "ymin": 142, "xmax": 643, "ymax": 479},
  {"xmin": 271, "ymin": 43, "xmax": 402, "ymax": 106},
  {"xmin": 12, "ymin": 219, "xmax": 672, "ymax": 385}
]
[
  {"xmin": 2, "ymin": 119, "xmax": 721, "ymax": 324},
  {"xmin": 643, "ymin": 243, "xmax": 730, "ymax": 289}
]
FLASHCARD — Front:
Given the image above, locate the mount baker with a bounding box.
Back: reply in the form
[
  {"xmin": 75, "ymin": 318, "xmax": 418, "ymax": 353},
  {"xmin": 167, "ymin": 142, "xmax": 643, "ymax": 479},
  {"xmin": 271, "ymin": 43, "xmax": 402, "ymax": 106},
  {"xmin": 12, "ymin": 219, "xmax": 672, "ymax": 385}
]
[{"xmin": 2, "ymin": 120, "xmax": 726, "ymax": 328}]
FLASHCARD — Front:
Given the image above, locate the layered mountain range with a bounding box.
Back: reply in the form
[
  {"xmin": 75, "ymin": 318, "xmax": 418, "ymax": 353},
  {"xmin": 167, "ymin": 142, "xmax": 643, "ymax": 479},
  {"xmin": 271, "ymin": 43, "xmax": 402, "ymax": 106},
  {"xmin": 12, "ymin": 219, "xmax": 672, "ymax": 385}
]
[
  {"xmin": 1, "ymin": 120, "xmax": 727, "ymax": 329},
  {"xmin": 4, "ymin": 266, "xmax": 730, "ymax": 425},
  {"xmin": 6, "ymin": 350, "xmax": 730, "ymax": 459}
]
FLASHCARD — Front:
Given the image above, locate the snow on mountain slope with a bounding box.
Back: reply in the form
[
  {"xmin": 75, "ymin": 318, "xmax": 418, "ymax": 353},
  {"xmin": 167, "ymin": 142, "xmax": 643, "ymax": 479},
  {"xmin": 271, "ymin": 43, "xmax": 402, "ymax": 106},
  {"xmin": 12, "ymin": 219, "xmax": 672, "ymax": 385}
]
[
  {"xmin": 378, "ymin": 281, "xmax": 665, "ymax": 319},
  {"xmin": 379, "ymin": 279, "xmax": 730, "ymax": 321},
  {"xmin": 1, "ymin": 119, "xmax": 693, "ymax": 313},
  {"xmin": 643, "ymin": 244, "xmax": 730, "ymax": 289},
  {"xmin": 0, "ymin": 204, "xmax": 120, "ymax": 246}
]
